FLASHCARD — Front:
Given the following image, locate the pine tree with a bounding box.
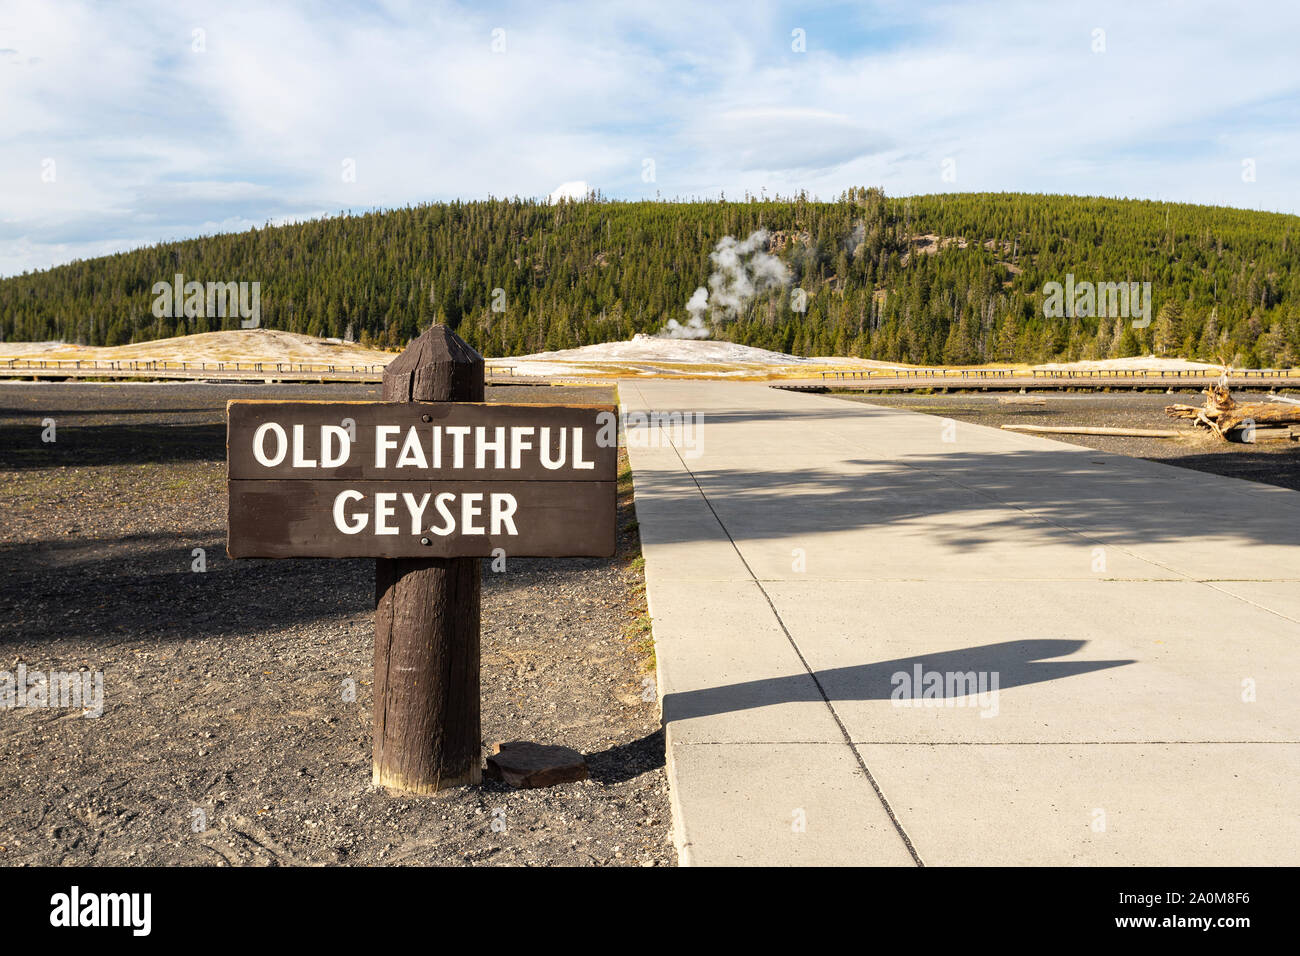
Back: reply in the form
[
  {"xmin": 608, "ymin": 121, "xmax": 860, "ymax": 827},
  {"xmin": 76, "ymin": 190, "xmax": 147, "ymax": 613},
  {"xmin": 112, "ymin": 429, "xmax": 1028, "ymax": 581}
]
[{"xmin": 1153, "ymin": 301, "xmax": 1183, "ymax": 355}]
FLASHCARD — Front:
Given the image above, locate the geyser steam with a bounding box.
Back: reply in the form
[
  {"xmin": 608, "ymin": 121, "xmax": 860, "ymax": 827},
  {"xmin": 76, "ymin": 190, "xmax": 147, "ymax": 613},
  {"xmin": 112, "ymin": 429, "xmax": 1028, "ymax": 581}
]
[{"xmin": 660, "ymin": 230, "xmax": 790, "ymax": 339}]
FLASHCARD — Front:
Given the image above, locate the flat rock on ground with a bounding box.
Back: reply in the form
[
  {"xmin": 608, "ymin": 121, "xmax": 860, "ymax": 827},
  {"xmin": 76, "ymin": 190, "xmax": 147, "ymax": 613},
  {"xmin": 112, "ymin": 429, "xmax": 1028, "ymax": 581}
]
[{"xmin": 486, "ymin": 742, "xmax": 589, "ymax": 788}]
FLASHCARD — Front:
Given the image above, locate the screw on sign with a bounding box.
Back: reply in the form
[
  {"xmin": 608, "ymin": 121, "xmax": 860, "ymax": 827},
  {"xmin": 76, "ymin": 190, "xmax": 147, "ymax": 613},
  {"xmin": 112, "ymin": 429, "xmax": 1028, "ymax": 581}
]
[{"xmin": 226, "ymin": 326, "xmax": 617, "ymax": 794}]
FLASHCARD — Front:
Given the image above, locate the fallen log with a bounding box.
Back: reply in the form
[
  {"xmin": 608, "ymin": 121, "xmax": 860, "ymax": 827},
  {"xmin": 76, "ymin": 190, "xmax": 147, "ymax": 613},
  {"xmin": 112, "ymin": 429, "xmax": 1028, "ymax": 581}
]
[
  {"xmin": 1165, "ymin": 381, "xmax": 1300, "ymax": 439},
  {"xmin": 1243, "ymin": 426, "xmax": 1299, "ymax": 442},
  {"xmin": 1001, "ymin": 424, "xmax": 1183, "ymax": 438}
]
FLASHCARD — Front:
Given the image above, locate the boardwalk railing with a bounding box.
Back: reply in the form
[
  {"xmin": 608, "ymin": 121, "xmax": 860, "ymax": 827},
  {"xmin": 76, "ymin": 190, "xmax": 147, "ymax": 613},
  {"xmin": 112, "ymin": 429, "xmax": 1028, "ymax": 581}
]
[
  {"xmin": 821, "ymin": 368, "xmax": 1016, "ymax": 380},
  {"xmin": 818, "ymin": 367, "xmax": 1297, "ymax": 382},
  {"xmin": 1, "ymin": 358, "xmax": 522, "ymax": 381},
  {"xmin": 2, "ymin": 358, "xmax": 390, "ymax": 374}
]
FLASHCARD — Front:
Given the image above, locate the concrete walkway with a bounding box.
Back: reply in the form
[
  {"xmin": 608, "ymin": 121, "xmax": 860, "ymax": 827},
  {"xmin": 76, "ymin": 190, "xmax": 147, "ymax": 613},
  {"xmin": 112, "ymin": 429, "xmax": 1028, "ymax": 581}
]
[{"xmin": 619, "ymin": 380, "xmax": 1300, "ymax": 866}]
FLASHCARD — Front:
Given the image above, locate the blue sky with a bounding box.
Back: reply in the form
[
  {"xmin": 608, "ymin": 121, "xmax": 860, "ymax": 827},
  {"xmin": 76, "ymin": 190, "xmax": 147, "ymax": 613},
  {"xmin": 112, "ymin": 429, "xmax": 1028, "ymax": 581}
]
[{"xmin": 2, "ymin": 0, "xmax": 1298, "ymax": 276}]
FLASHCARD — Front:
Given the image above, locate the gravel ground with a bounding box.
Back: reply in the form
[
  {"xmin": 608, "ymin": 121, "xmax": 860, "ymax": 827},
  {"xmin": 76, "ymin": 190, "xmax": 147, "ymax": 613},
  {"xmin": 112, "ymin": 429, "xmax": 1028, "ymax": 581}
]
[
  {"xmin": 834, "ymin": 389, "xmax": 1300, "ymax": 492},
  {"xmin": 0, "ymin": 381, "xmax": 673, "ymax": 867}
]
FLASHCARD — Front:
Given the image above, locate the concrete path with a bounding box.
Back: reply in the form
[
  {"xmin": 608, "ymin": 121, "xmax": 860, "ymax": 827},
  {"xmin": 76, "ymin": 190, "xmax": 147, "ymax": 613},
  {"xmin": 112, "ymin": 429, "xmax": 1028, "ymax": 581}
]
[{"xmin": 619, "ymin": 380, "xmax": 1300, "ymax": 866}]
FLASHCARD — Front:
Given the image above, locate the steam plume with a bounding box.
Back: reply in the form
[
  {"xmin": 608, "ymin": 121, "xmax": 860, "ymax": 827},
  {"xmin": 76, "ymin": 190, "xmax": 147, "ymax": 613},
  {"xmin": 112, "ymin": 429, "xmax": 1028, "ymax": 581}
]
[{"xmin": 660, "ymin": 229, "xmax": 790, "ymax": 338}]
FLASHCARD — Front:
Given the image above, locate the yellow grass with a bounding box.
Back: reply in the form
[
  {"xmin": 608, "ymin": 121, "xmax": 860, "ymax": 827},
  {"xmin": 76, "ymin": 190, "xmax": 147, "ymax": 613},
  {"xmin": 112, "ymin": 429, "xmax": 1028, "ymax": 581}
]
[{"xmin": 0, "ymin": 329, "xmax": 396, "ymax": 367}]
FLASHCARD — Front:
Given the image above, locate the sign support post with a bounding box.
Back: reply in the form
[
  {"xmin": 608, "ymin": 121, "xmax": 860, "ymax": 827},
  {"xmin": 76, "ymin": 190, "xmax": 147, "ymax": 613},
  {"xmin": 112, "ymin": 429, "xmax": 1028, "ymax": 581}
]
[
  {"xmin": 225, "ymin": 323, "xmax": 616, "ymax": 796},
  {"xmin": 373, "ymin": 326, "xmax": 485, "ymax": 793}
]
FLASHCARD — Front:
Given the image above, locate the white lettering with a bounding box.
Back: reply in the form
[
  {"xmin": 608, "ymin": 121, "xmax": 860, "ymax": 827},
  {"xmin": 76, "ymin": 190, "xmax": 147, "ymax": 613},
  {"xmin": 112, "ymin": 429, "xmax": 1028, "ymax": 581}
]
[
  {"xmin": 572, "ymin": 427, "xmax": 595, "ymax": 470},
  {"xmin": 395, "ymin": 428, "xmax": 428, "ymax": 468},
  {"xmin": 375, "ymin": 425, "xmax": 401, "ymax": 468},
  {"xmin": 540, "ymin": 426, "xmax": 566, "ymax": 469},
  {"xmin": 461, "ymin": 492, "xmax": 485, "ymax": 534},
  {"xmin": 253, "ymin": 422, "xmax": 287, "ymax": 467},
  {"xmin": 490, "ymin": 493, "xmax": 518, "ymax": 535},
  {"xmin": 333, "ymin": 490, "xmax": 367, "ymax": 533},
  {"xmin": 509, "ymin": 426, "xmax": 535, "ymax": 469},
  {"xmin": 292, "ymin": 424, "xmax": 317, "ymax": 467},
  {"xmin": 476, "ymin": 426, "xmax": 506, "ymax": 469},
  {"xmin": 429, "ymin": 492, "xmax": 457, "ymax": 535},
  {"xmin": 402, "ymin": 492, "xmax": 431, "ymax": 534},
  {"xmin": 320, "ymin": 425, "xmax": 350, "ymax": 468},
  {"xmin": 374, "ymin": 492, "xmax": 398, "ymax": 535},
  {"xmin": 447, "ymin": 426, "xmax": 471, "ymax": 468}
]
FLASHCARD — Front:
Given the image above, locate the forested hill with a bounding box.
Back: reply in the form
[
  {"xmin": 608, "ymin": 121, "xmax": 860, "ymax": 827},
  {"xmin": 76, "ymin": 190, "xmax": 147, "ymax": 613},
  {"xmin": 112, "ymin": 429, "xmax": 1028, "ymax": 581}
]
[{"xmin": 3, "ymin": 189, "xmax": 1298, "ymax": 366}]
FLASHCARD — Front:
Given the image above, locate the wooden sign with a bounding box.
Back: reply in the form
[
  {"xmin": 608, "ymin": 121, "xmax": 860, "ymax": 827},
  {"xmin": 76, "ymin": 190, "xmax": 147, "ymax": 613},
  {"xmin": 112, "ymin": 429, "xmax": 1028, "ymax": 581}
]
[
  {"xmin": 223, "ymin": 325, "xmax": 610, "ymax": 796},
  {"xmin": 227, "ymin": 401, "xmax": 617, "ymax": 559}
]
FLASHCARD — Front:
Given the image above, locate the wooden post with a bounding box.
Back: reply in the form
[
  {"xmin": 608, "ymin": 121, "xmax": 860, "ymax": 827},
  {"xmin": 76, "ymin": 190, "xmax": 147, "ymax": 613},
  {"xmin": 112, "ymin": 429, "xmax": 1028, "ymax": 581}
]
[{"xmin": 373, "ymin": 326, "xmax": 485, "ymax": 793}]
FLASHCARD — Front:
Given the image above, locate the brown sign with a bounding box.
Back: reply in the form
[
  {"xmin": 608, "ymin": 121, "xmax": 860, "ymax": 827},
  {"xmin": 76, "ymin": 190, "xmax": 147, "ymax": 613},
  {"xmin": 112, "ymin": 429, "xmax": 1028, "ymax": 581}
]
[{"xmin": 228, "ymin": 401, "xmax": 617, "ymax": 558}]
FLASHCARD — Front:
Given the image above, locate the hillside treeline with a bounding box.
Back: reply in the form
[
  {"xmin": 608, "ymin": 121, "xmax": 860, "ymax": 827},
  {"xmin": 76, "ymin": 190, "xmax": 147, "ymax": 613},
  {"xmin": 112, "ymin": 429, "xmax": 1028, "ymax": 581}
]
[{"xmin": 2, "ymin": 189, "xmax": 1298, "ymax": 366}]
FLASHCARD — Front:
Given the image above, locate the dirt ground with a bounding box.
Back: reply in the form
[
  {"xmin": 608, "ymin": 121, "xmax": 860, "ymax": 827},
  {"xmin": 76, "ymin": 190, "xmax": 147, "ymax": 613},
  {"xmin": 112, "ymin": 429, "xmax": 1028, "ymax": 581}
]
[
  {"xmin": 0, "ymin": 381, "xmax": 673, "ymax": 867},
  {"xmin": 836, "ymin": 390, "xmax": 1300, "ymax": 492}
]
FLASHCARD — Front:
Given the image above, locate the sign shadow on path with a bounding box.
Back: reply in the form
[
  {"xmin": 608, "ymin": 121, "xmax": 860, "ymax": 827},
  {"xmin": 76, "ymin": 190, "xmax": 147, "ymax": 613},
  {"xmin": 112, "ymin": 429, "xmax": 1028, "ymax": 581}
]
[{"xmin": 662, "ymin": 639, "xmax": 1135, "ymax": 722}]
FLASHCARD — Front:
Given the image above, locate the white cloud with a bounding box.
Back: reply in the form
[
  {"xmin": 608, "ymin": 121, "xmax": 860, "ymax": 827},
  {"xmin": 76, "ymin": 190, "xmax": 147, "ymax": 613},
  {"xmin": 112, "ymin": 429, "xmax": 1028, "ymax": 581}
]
[
  {"xmin": 547, "ymin": 181, "xmax": 590, "ymax": 203},
  {"xmin": 694, "ymin": 109, "xmax": 889, "ymax": 173},
  {"xmin": 2, "ymin": 0, "xmax": 1300, "ymax": 276}
]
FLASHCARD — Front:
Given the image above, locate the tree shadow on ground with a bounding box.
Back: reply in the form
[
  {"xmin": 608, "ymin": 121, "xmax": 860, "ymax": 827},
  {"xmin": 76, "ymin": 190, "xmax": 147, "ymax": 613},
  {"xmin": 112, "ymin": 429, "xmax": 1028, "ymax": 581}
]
[
  {"xmin": 0, "ymin": 530, "xmax": 373, "ymax": 646},
  {"xmin": 0, "ymin": 423, "xmax": 227, "ymax": 468},
  {"xmin": 630, "ymin": 433, "xmax": 1299, "ymax": 553}
]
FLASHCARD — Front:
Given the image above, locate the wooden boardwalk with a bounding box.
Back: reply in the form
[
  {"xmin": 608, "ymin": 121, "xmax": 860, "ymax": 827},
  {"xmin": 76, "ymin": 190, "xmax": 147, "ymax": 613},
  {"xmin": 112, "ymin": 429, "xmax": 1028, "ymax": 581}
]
[
  {"xmin": 0, "ymin": 358, "xmax": 525, "ymax": 385},
  {"xmin": 776, "ymin": 367, "xmax": 1300, "ymax": 393}
]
